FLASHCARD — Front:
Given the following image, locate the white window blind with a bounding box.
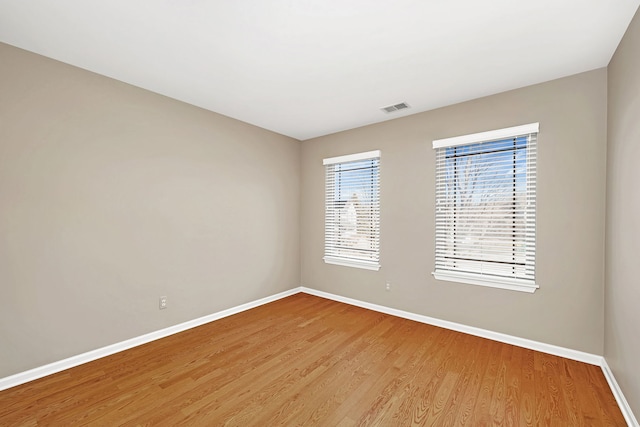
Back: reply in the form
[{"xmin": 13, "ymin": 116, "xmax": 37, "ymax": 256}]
[
  {"xmin": 324, "ymin": 150, "xmax": 381, "ymax": 271},
  {"xmin": 432, "ymin": 124, "xmax": 538, "ymax": 293}
]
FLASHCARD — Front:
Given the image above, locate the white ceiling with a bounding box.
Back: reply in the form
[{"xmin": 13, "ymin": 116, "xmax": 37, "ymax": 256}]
[{"xmin": 1, "ymin": 1, "xmax": 638, "ymax": 140}]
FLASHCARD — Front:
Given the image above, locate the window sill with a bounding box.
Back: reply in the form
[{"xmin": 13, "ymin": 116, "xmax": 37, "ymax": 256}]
[
  {"xmin": 432, "ymin": 270, "xmax": 537, "ymax": 293},
  {"xmin": 324, "ymin": 256, "xmax": 381, "ymax": 271}
]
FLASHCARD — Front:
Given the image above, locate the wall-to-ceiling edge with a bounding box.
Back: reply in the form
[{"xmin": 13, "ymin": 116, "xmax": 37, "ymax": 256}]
[
  {"xmin": 0, "ymin": 42, "xmax": 301, "ymax": 379},
  {"xmin": 300, "ymin": 68, "xmax": 608, "ymax": 356},
  {"xmin": 2, "ymin": 6, "xmax": 639, "ymax": 421}
]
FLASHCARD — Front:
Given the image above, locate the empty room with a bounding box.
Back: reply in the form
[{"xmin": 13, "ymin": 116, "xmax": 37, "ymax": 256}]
[{"xmin": 1, "ymin": 1, "xmax": 639, "ymax": 425}]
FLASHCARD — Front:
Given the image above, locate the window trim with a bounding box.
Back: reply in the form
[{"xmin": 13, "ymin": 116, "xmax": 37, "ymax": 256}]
[
  {"xmin": 432, "ymin": 270, "xmax": 538, "ymax": 293},
  {"xmin": 323, "ymin": 256, "xmax": 381, "ymax": 271},
  {"xmin": 432, "ymin": 123, "xmax": 538, "ymax": 293},
  {"xmin": 323, "ymin": 150, "xmax": 381, "ymax": 271},
  {"xmin": 323, "ymin": 150, "xmax": 381, "ymax": 166},
  {"xmin": 433, "ymin": 123, "xmax": 539, "ymax": 149}
]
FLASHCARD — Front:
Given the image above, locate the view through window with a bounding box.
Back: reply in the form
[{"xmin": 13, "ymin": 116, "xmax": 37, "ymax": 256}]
[
  {"xmin": 433, "ymin": 124, "xmax": 537, "ymax": 292},
  {"xmin": 324, "ymin": 150, "xmax": 381, "ymax": 271}
]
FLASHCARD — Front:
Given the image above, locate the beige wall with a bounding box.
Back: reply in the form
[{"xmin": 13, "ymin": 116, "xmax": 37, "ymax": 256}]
[
  {"xmin": 606, "ymin": 7, "xmax": 640, "ymax": 418},
  {"xmin": 0, "ymin": 43, "xmax": 301, "ymax": 378},
  {"xmin": 301, "ymin": 69, "xmax": 608, "ymax": 354},
  {"xmin": 2, "ymin": 30, "xmax": 631, "ymax": 396}
]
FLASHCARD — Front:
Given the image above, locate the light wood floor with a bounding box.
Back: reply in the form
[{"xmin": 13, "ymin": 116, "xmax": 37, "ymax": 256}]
[{"xmin": 0, "ymin": 293, "xmax": 625, "ymax": 426}]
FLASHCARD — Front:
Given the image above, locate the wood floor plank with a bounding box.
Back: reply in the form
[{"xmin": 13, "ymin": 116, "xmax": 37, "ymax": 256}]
[
  {"xmin": 489, "ymin": 343, "xmax": 513, "ymax": 425},
  {"xmin": 519, "ymin": 346, "xmax": 536, "ymax": 426},
  {"xmin": 0, "ymin": 293, "xmax": 626, "ymax": 426},
  {"xmin": 436, "ymin": 333, "xmax": 486, "ymax": 427},
  {"xmin": 451, "ymin": 337, "xmax": 492, "ymax": 426},
  {"xmin": 469, "ymin": 338, "xmax": 503, "ymax": 425}
]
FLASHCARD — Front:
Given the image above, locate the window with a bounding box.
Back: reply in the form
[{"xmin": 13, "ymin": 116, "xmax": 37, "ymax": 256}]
[
  {"xmin": 324, "ymin": 150, "xmax": 381, "ymax": 271},
  {"xmin": 432, "ymin": 123, "xmax": 538, "ymax": 293}
]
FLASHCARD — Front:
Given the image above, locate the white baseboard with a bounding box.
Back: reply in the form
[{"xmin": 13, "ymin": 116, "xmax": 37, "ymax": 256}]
[
  {"xmin": 300, "ymin": 287, "xmax": 602, "ymax": 365},
  {"xmin": 3, "ymin": 284, "xmax": 636, "ymax": 427},
  {"xmin": 301, "ymin": 287, "xmax": 640, "ymax": 425},
  {"xmin": 601, "ymin": 358, "xmax": 639, "ymax": 427},
  {"xmin": 0, "ymin": 287, "xmax": 301, "ymax": 392}
]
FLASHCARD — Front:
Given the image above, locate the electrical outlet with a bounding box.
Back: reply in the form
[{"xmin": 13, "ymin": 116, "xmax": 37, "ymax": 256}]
[
  {"xmin": 159, "ymin": 296, "xmax": 168, "ymax": 310},
  {"xmin": 386, "ymin": 283, "xmax": 391, "ymax": 291}
]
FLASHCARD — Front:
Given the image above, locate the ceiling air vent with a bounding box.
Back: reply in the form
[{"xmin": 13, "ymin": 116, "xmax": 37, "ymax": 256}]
[{"xmin": 380, "ymin": 102, "xmax": 411, "ymax": 114}]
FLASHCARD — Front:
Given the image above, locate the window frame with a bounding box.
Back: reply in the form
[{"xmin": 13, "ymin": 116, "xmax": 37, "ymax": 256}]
[
  {"xmin": 323, "ymin": 150, "xmax": 381, "ymax": 271},
  {"xmin": 432, "ymin": 123, "xmax": 538, "ymax": 293}
]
